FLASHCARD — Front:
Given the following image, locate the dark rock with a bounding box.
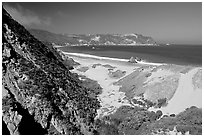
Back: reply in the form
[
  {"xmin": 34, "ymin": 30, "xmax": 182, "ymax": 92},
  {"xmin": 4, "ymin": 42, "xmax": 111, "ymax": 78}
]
[
  {"xmin": 77, "ymin": 75, "xmax": 103, "ymax": 96},
  {"xmin": 102, "ymin": 64, "xmax": 116, "ymax": 69},
  {"xmin": 145, "ymin": 73, "xmax": 152, "ymax": 77},
  {"xmin": 92, "ymin": 63, "xmax": 102, "ymax": 68},
  {"xmin": 170, "ymin": 114, "xmax": 176, "ymax": 117},
  {"xmin": 157, "ymin": 98, "xmax": 168, "ymax": 108},
  {"xmin": 77, "ymin": 66, "xmax": 89, "ymax": 72},
  {"xmin": 155, "ymin": 110, "xmax": 163, "ymax": 119},
  {"xmin": 162, "ymin": 115, "xmax": 169, "ymax": 118},
  {"xmin": 108, "ymin": 70, "xmax": 126, "ymax": 79},
  {"xmin": 135, "ymin": 57, "xmax": 142, "ymax": 62},
  {"xmin": 128, "ymin": 57, "xmax": 137, "ymax": 63},
  {"xmin": 132, "ymin": 99, "xmax": 145, "ymax": 106}
]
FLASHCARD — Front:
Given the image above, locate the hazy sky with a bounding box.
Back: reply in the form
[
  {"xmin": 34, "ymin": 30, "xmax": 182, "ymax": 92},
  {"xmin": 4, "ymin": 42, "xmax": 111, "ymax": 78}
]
[{"xmin": 3, "ymin": 2, "xmax": 202, "ymax": 44}]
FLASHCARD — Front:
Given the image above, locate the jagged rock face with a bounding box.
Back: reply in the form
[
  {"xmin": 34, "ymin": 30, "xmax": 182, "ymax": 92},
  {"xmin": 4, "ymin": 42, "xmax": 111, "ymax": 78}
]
[
  {"xmin": 29, "ymin": 29, "xmax": 158, "ymax": 46},
  {"xmin": 2, "ymin": 7, "xmax": 100, "ymax": 135}
]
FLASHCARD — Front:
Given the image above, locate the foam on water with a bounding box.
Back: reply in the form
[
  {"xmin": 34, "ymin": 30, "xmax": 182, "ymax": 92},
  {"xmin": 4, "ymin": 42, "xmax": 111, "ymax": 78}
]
[
  {"xmin": 62, "ymin": 52, "xmax": 164, "ymax": 66},
  {"xmin": 62, "ymin": 52, "xmax": 129, "ymax": 62}
]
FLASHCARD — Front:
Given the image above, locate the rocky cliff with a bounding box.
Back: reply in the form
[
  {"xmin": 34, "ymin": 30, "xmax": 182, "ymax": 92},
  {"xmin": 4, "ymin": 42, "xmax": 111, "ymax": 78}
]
[
  {"xmin": 2, "ymin": 7, "xmax": 100, "ymax": 135},
  {"xmin": 29, "ymin": 29, "xmax": 158, "ymax": 46}
]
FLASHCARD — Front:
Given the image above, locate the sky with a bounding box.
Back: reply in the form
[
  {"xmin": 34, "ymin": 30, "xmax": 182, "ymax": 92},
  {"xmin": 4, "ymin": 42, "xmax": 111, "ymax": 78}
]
[{"xmin": 3, "ymin": 2, "xmax": 202, "ymax": 44}]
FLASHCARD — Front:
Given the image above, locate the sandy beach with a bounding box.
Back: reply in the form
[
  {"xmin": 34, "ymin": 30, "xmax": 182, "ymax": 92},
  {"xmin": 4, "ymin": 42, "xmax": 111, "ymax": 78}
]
[
  {"xmin": 66, "ymin": 53, "xmax": 202, "ymax": 118},
  {"xmin": 69, "ymin": 55, "xmax": 137, "ymax": 118}
]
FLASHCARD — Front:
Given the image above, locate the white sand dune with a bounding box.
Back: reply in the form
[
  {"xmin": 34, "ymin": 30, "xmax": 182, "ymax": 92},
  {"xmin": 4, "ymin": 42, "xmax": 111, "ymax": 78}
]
[
  {"xmin": 149, "ymin": 68, "xmax": 202, "ymax": 115},
  {"xmin": 68, "ymin": 53, "xmax": 202, "ymax": 117},
  {"xmin": 161, "ymin": 68, "xmax": 202, "ymax": 114}
]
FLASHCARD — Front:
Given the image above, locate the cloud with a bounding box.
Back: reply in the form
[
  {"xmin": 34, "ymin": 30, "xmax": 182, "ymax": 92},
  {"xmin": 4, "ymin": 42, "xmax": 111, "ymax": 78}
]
[{"xmin": 4, "ymin": 4, "xmax": 51, "ymax": 26}]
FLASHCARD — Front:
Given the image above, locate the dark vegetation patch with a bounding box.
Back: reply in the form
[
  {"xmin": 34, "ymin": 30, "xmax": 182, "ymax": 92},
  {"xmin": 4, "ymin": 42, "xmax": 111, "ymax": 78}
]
[
  {"xmin": 94, "ymin": 105, "xmax": 202, "ymax": 135},
  {"xmin": 92, "ymin": 63, "xmax": 102, "ymax": 68},
  {"xmin": 77, "ymin": 66, "xmax": 89, "ymax": 72},
  {"xmin": 131, "ymin": 94, "xmax": 156, "ymax": 109},
  {"xmin": 114, "ymin": 69, "xmax": 148, "ymax": 99},
  {"xmin": 94, "ymin": 105, "xmax": 162, "ymax": 135},
  {"xmin": 102, "ymin": 64, "xmax": 116, "ymax": 69},
  {"xmin": 156, "ymin": 98, "xmax": 168, "ymax": 108},
  {"xmin": 108, "ymin": 70, "xmax": 126, "ymax": 79},
  {"xmin": 43, "ymin": 42, "xmax": 80, "ymax": 70},
  {"xmin": 92, "ymin": 63, "xmax": 116, "ymax": 69},
  {"xmin": 77, "ymin": 75, "xmax": 103, "ymax": 97},
  {"xmin": 146, "ymin": 106, "xmax": 202, "ymax": 135}
]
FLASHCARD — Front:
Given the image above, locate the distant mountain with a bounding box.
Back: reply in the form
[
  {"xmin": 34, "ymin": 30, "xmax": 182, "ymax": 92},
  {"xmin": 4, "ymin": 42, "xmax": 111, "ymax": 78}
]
[
  {"xmin": 29, "ymin": 29, "xmax": 158, "ymax": 46},
  {"xmin": 28, "ymin": 29, "xmax": 79, "ymax": 45}
]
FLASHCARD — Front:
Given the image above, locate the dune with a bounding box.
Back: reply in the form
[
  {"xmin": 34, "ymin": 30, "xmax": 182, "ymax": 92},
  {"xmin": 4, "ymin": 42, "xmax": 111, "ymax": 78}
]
[
  {"xmin": 148, "ymin": 68, "xmax": 202, "ymax": 115},
  {"xmin": 67, "ymin": 52, "xmax": 202, "ymax": 118},
  {"xmin": 70, "ymin": 56, "xmax": 137, "ymax": 118},
  {"xmin": 160, "ymin": 68, "xmax": 202, "ymax": 114}
]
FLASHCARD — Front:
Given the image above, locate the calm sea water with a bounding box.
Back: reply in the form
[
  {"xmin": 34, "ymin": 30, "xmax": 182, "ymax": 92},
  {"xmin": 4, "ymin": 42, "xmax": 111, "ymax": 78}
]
[{"xmin": 59, "ymin": 45, "xmax": 202, "ymax": 66}]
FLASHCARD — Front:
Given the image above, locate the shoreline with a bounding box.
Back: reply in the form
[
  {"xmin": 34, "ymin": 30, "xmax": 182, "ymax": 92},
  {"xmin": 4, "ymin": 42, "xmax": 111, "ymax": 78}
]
[
  {"xmin": 57, "ymin": 45, "xmax": 202, "ymax": 67},
  {"xmin": 67, "ymin": 53, "xmax": 202, "ymax": 118},
  {"xmin": 61, "ymin": 51, "xmax": 201, "ymax": 67},
  {"xmin": 62, "ymin": 52, "xmax": 165, "ymax": 66},
  {"xmin": 69, "ymin": 55, "xmax": 137, "ymax": 118}
]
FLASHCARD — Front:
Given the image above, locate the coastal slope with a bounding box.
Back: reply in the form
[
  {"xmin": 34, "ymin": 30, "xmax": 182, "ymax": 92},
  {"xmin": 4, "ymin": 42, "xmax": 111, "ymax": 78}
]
[
  {"xmin": 67, "ymin": 53, "xmax": 202, "ymax": 135},
  {"xmin": 2, "ymin": 7, "xmax": 100, "ymax": 135}
]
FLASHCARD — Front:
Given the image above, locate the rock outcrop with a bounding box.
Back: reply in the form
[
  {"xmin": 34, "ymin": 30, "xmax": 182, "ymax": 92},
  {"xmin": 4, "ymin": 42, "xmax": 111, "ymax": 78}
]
[
  {"xmin": 2, "ymin": 7, "xmax": 100, "ymax": 135},
  {"xmin": 135, "ymin": 57, "xmax": 142, "ymax": 62},
  {"xmin": 128, "ymin": 57, "xmax": 137, "ymax": 63}
]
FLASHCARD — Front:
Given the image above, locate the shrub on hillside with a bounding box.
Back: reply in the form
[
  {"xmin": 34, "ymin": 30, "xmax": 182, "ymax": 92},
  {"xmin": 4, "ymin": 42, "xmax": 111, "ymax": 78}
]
[{"xmin": 157, "ymin": 98, "xmax": 168, "ymax": 108}]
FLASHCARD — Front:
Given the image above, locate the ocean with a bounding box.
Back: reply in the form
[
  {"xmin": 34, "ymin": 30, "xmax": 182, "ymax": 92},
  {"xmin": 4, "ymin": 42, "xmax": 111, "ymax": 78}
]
[{"xmin": 59, "ymin": 45, "xmax": 202, "ymax": 66}]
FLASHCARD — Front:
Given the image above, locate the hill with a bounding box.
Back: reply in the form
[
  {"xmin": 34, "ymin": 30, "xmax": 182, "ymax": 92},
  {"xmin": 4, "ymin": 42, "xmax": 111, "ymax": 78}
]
[
  {"xmin": 29, "ymin": 29, "xmax": 79, "ymax": 45},
  {"xmin": 2, "ymin": 7, "xmax": 100, "ymax": 135},
  {"xmin": 29, "ymin": 29, "xmax": 158, "ymax": 46}
]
